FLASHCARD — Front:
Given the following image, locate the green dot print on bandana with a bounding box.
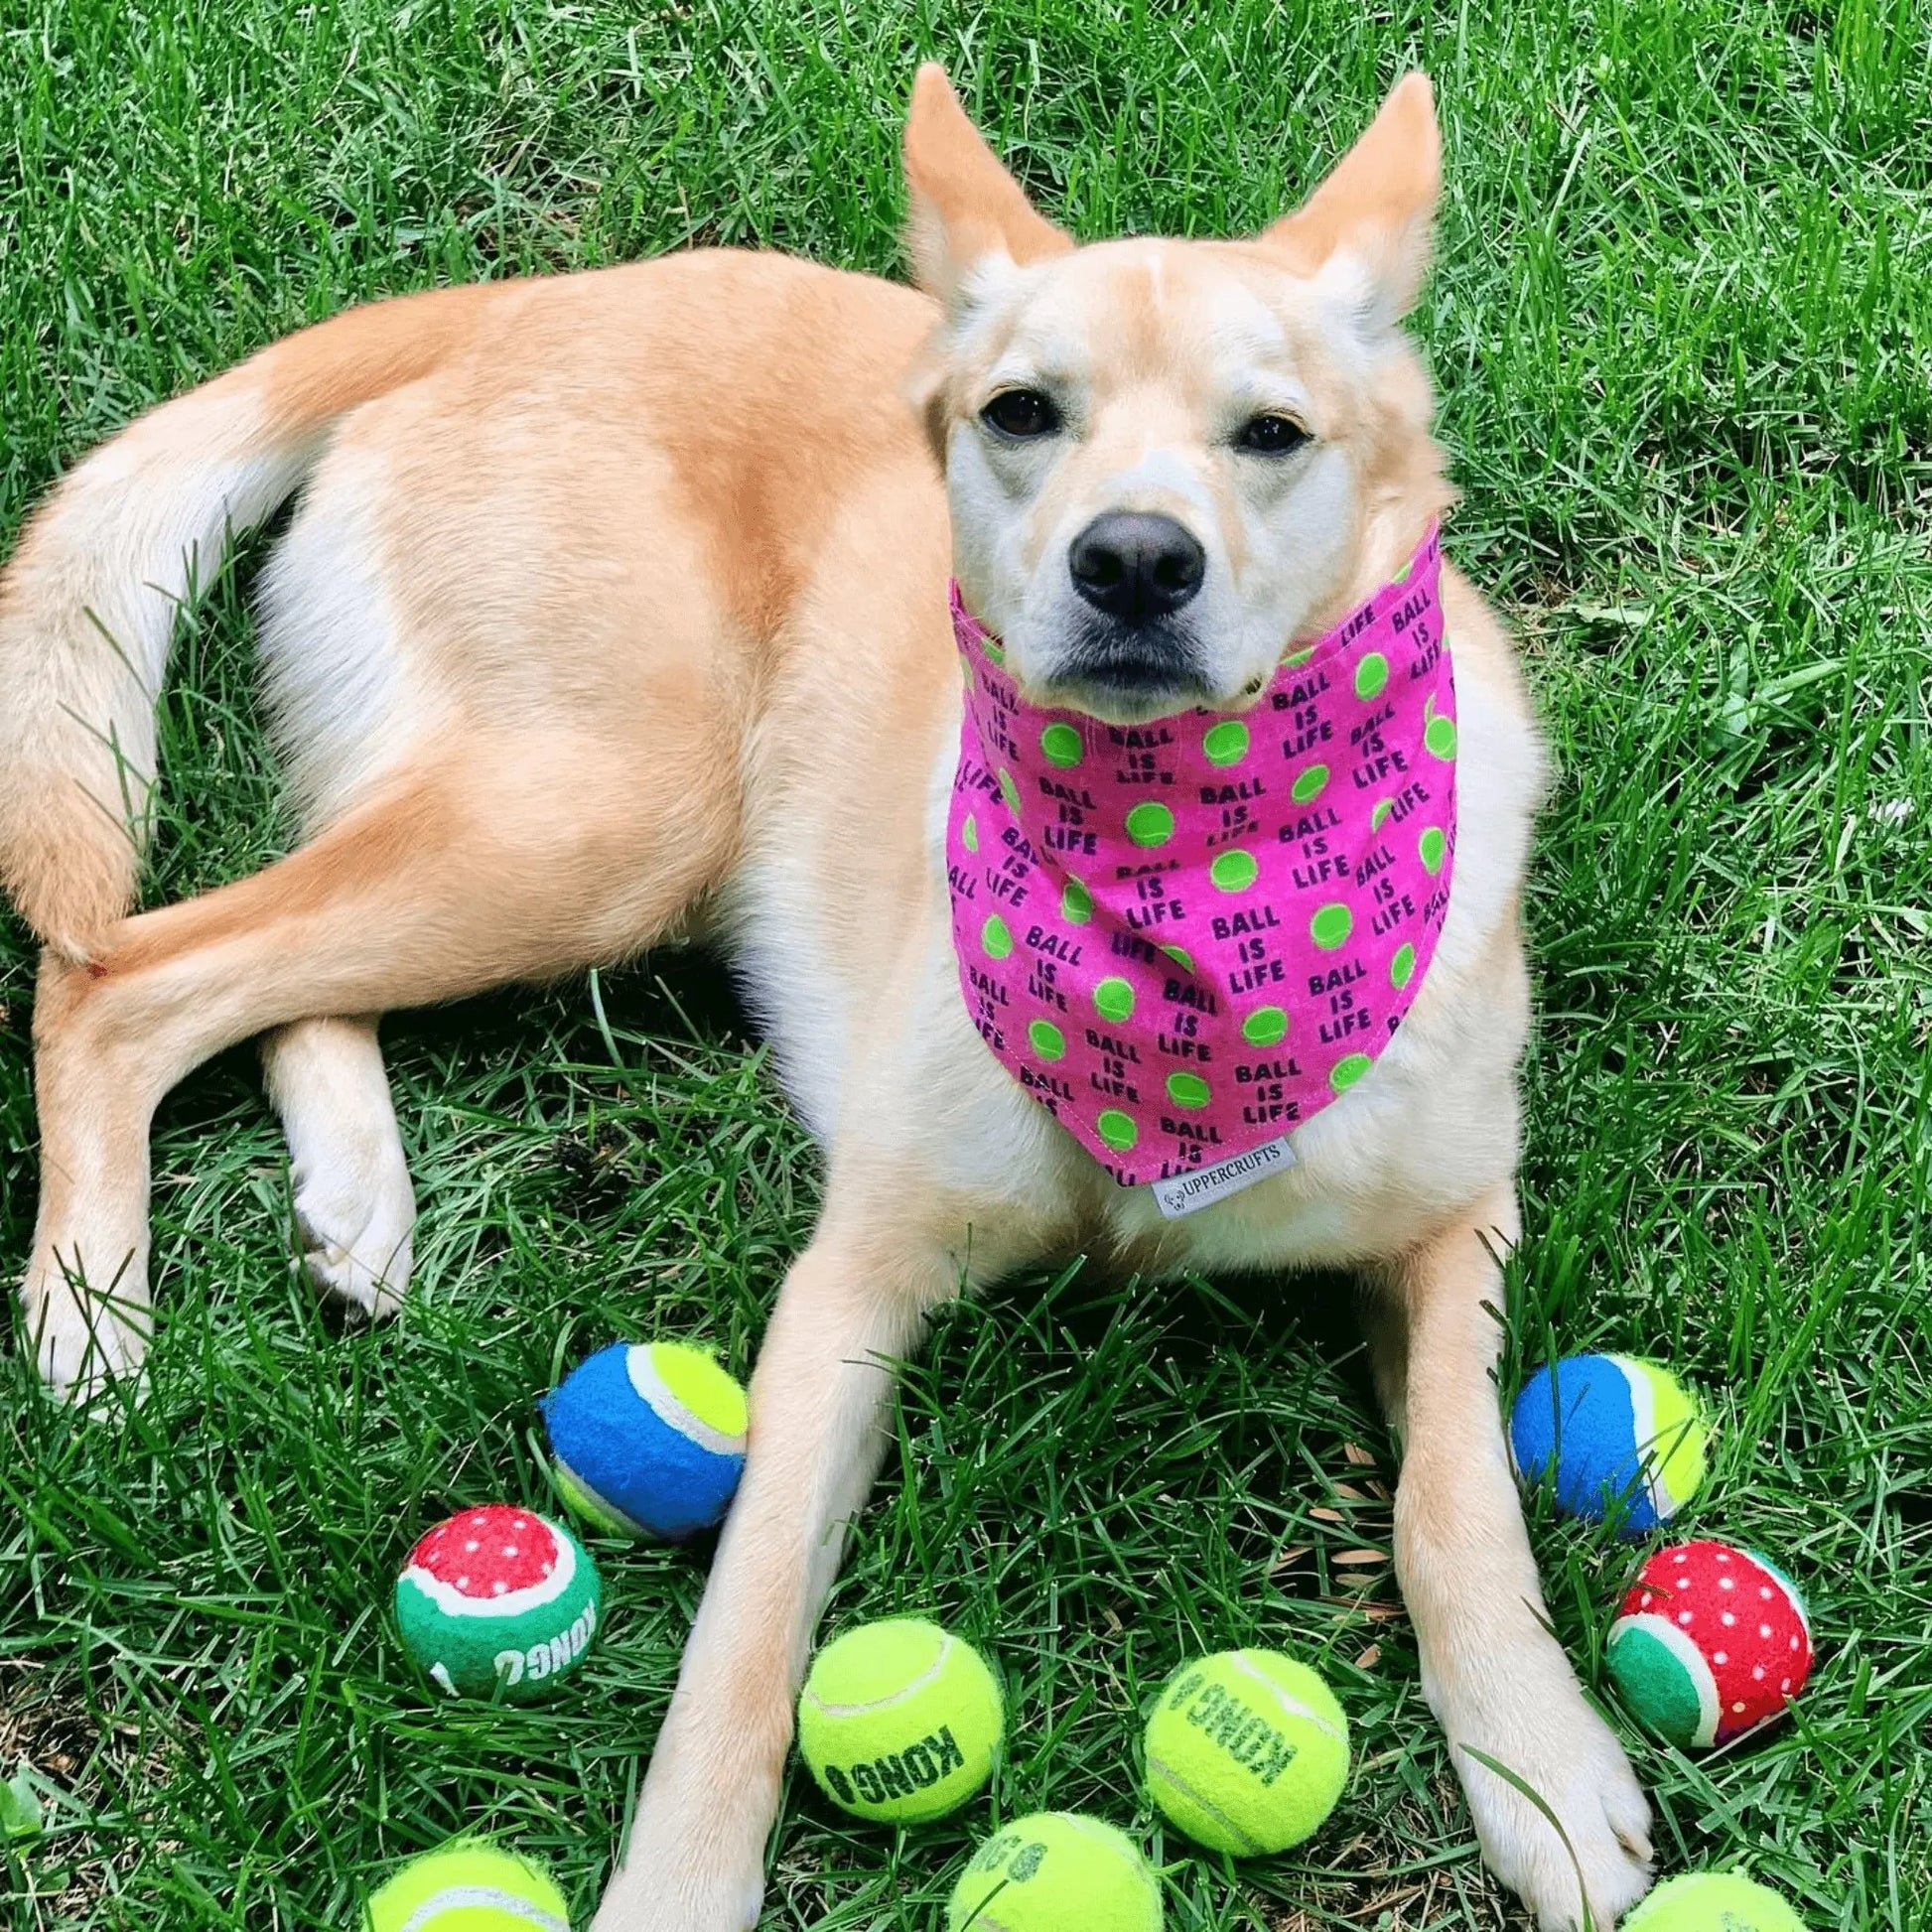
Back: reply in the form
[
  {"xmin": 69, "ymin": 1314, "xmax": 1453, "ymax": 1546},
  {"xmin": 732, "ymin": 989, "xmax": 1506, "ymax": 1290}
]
[
  {"xmin": 1166, "ymin": 1071, "xmax": 1211, "ymax": 1109},
  {"xmin": 942, "ymin": 523, "xmax": 1454, "ymax": 1194},
  {"xmin": 1039, "ymin": 722, "xmax": 1083, "ymax": 768},
  {"xmin": 1202, "ymin": 720, "xmax": 1249, "ymax": 766},
  {"xmin": 1242, "ymin": 1006, "xmax": 1288, "ymax": 1046},
  {"xmin": 1311, "ymin": 903, "xmax": 1352, "ymax": 950},
  {"xmin": 1330, "ymin": 1052, "xmax": 1373, "ymax": 1093},
  {"xmin": 1210, "ymin": 849, "xmax": 1259, "ymax": 893}
]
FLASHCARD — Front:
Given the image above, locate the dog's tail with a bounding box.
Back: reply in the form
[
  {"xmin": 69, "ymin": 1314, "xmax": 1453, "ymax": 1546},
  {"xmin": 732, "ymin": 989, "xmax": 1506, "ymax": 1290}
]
[{"xmin": 0, "ymin": 282, "xmax": 504, "ymax": 959}]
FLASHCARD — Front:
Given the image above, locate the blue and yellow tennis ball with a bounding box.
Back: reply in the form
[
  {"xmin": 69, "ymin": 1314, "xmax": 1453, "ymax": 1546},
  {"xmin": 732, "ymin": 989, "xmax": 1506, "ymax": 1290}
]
[
  {"xmin": 948, "ymin": 1813, "xmax": 1163, "ymax": 1932},
  {"xmin": 1508, "ymin": 1353, "xmax": 1708, "ymax": 1535},
  {"xmin": 542, "ymin": 1339, "xmax": 748, "ymax": 1541},
  {"xmin": 1622, "ymin": 1872, "xmax": 1808, "ymax": 1930},
  {"xmin": 797, "ymin": 1617, "xmax": 1003, "ymax": 1823},
  {"xmin": 364, "ymin": 1841, "xmax": 571, "ymax": 1931},
  {"xmin": 1144, "ymin": 1649, "xmax": 1349, "ymax": 1855},
  {"xmin": 394, "ymin": 1504, "xmax": 601, "ymax": 1702}
]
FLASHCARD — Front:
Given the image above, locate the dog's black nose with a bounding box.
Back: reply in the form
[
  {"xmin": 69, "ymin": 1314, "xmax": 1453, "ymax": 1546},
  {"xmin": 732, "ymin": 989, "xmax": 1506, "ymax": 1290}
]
[{"xmin": 1068, "ymin": 512, "xmax": 1205, "ymax": 624}]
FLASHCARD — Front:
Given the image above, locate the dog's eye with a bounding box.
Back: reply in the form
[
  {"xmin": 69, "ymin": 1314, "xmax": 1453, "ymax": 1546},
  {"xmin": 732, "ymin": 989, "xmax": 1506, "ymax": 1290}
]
[
  {"xmin": 1238, "ymin": 413, "xmax": 1310, "ymax": 455},
  {"xmin": 981, "ymin": 389, "xmax": 1061, "ymax": 440}
]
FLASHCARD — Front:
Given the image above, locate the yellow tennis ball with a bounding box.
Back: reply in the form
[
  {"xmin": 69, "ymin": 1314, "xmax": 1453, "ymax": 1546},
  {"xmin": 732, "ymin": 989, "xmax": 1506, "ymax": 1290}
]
[
  {"xmin": 1144, "ymin": 1649, "xmax": 1349, "ymax": 1855},
  {"xmin": 1623, "ymin": 1872, "xmax": 1809, "ymax": 1930},
  {"xmin": 797, "ymin": 1616, "xmax": 1003, "ymax": 1823},
  {"xmin": 364, "ymin": 1841, "xmax": 570, "ymax": 1931},
  {"xmin": 948, "ymin": 1812, "xmax": 1163, "ymax": 1932}
]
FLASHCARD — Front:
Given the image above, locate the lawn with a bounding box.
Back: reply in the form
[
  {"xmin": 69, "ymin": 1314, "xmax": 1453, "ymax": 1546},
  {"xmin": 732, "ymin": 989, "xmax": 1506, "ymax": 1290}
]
[{"xmin": 2, "ymin": 1, "xmax": 1929, "ymax": 1927}]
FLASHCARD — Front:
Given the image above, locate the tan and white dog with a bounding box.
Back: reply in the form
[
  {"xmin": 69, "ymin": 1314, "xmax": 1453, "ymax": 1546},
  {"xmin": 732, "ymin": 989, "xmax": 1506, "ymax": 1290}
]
[{"xmin": 0, "ymin": 69, "xmax": 1655, "ymax": 1929}]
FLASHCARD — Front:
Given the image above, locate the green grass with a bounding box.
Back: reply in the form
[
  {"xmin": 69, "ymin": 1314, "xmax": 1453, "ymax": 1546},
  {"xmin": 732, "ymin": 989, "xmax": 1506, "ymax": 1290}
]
[{"xmin": 3, "ymin": 1, "xmax": 1929, "ymax": 1926}]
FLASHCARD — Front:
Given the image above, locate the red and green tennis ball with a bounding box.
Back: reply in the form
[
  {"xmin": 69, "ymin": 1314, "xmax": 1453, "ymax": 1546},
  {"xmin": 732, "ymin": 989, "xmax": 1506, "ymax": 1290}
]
[
  {"xmin": 364, "ymin": 1841, "xmax": 571, "ymax": 1931},
  {"xmin": 1144, "ymin": 1649, "xmax": 1349, "ymax": 1855},
  {"xmin": 395, "ymin": 1505, "xmax": 601, "ymax": 1702},
  {"xmin": 1508, "ymin": 1353, "xmax": 1708, "ymax": 1534},
  {"xmin": 1622, "ymin": 1871, "xmax": 1809, "ymax": 1930},
  {"xmin": 797, "ymin": 1616, "xmax": 1003, "ymax": 1822},
  {"xmin": 541, "ymin": 1339, "xmax": 748, "ymax": 1541},
  {"xmin": 948, "ymin": 1813, "xmax": 1163, "ymax": 1932},
  {"xmin": 1607, "ymin": 1539, "xmax": 1813, "ymax": 1748}
]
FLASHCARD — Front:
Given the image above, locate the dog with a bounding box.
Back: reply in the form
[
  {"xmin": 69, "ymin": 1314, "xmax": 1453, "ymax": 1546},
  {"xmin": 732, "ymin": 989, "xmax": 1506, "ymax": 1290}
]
[{"xmin": 0, "ymin": 68, "xmax": 1656, "ymax": 1929}]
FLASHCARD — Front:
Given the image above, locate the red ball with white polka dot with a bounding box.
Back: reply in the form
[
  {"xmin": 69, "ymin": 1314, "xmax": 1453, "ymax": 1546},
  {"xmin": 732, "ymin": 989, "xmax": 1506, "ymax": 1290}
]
[
  {"xmin": 394, "ymin": 1502, "xmax": 602, "ymax": 1702},
  {"xmin": 408, "ymin": 1504, "xmax": 562, "ymax": 1598},
  {"xmin": 1606, "ymin": 1539, "xmax": 1813, "ymax": 1749}
]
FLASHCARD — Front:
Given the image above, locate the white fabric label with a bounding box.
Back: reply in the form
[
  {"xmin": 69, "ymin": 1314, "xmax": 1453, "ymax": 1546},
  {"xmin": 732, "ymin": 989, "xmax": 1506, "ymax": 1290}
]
[{"xmin": 1150, "ymin": 1137, "xmax": 1297, "ymax": 1218}]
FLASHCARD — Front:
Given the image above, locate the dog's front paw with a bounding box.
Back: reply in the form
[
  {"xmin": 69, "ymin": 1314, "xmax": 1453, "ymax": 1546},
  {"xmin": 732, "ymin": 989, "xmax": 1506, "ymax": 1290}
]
[
  {"xmin": 1449, "ymin": 1674, "xmax": 1653, "ymax": 1931},
  {"xmin": 590, "ymin": 1856, "xmax": 763, "ymax": 1932},
  {"xmin": 590, "ymin": 1739, "xmax": 774, "ymax": 1932}
]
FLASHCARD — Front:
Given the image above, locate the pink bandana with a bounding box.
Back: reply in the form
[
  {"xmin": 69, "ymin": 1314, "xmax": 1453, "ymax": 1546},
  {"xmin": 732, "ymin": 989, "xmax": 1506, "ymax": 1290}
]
[{"xmin": 945, "ymin": 524, "xmax": 1455, "ymax": 1216}]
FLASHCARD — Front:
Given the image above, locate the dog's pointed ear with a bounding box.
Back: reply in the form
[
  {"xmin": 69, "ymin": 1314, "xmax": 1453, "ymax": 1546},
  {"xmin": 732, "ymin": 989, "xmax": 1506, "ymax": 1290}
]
[
  {"xmin": 1261, "ymin": 72, "xmax": 1441, "ymax": 328},
  {"xmin": 903, "ymin": 63, "xmax": 1071, "ymax": 308}
]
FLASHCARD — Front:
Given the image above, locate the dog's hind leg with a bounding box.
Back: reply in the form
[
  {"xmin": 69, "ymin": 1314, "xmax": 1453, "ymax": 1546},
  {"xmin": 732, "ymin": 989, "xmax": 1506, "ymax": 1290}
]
[
  {"xmin": 592, "ymin": 1210, "xmax": 962, "ymax": 1932},
  {"xmin": 1377, "ymin": 1183, "xmax": 1654, "ymax": 1931},
  {"xmin": 22, "ymin": 735, "xmax": 736, "ymax": 1397},
  {"xmin": 260, "ymin": 1016, "xmax": 415, "ymax": 1318}
]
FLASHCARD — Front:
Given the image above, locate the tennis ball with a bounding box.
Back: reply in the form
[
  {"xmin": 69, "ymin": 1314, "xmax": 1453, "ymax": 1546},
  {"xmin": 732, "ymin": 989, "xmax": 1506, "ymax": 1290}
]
[
  {"xmin": 364, "ymin": 1841, "xmax": 570, "ymax": 1931},
  {"xmin": 1622, "ymin": 1871, "xmax": 1808, "ymax": 1930},
  {"xmin": 1509, "ymin": 1353, "xmax": 1707, "ymax": 1535},
  {"xmin": 395, "ymin": 1505, "xmax": 601, "ymax": 1702},
  {"xmin": 948, "ymin": 1812, "xmax": 1162, "ymax": 1932},
  {"xmin": 1607, "ymin": 1540, "xmax": 1813, "ymax": 1748},
  {"xmin": 1145, "ymin": 1649, "xmax": 1348, "ymax": 1855},
  {"xmin": 542, "ymin": 1339, "xmax": 748, "ymax": 1541},
  {"xmin": 797, "ymin": 1617, "xmax": 1002, "ymax": 1823}
]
